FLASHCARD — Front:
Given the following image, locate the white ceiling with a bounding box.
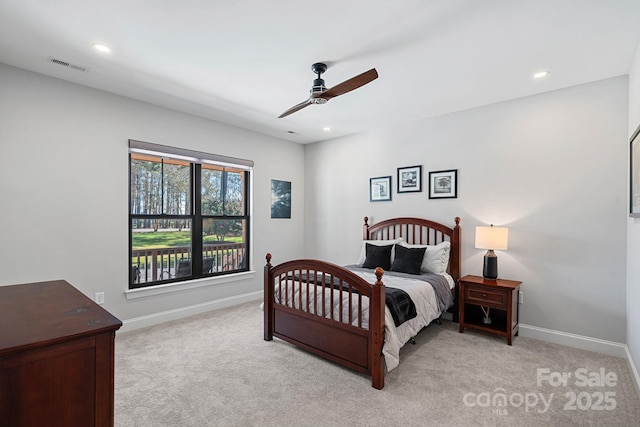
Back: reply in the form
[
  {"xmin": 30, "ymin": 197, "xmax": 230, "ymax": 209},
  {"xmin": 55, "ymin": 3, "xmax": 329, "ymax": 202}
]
[{"xmin": 2, "ymin": 0, "xmax": 640, "ymax": 144}]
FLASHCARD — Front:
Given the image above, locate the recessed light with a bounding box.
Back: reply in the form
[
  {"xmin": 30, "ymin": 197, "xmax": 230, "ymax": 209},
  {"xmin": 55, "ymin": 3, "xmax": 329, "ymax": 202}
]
[
  {"xmin": 92, "ymin": 43, "xmax": 111, "ymax": 53},
  {"xmin": 533, "ymin": 70, "xmax": 550, "ymax": 79},
  {"xmin": 323, "ymin": 127, "xmax": 331, "ymax": 132}
]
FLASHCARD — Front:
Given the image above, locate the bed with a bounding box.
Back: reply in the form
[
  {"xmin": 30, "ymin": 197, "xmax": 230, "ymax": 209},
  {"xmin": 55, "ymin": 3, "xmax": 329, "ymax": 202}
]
[{"xmin": 263, "ymin": 216, "xmax": 461, "ymax": 389}]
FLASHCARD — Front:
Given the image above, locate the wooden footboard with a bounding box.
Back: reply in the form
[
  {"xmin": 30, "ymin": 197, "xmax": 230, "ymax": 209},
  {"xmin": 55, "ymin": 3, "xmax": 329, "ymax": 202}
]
[
  {"xmin": 264, "ymin": 216, "xmax": 461, "ymax": 389},
  {"xmin": 264, "ymin": 254, "xmax": 386, "ymax": 389}
]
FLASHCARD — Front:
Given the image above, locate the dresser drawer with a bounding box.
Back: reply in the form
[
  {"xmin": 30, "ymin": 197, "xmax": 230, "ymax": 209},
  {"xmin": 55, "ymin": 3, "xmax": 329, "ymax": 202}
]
[{"xmin": 465, "ymin": 286, "xmax": 508, "ymax": 308}]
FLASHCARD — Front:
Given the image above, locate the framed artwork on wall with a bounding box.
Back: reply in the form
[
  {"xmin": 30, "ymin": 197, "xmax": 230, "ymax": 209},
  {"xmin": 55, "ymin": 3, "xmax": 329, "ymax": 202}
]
[
  {"xmin": 271, "ymin": 179, "xmax": 291, "ymax": 218},
  {"xmin": 370, "ymin": 176, "xmax": 392, "ymax": 202},
  {"xmin": 630, "ymin": 124, "xmax": 640, "ymax": 217},
  {"xmin": 397, "ymin": 165, "xmax": 422, "ymax": 193},
  {"xmin": 428, "ymin": 169, "xmax": 457, "ymax": 199}
]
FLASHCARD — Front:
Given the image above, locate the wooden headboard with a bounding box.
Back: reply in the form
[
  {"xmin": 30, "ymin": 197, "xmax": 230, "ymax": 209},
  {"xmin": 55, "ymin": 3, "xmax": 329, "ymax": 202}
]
[{"xmin": 362, "ymin": 216, "xmax": 461, "ymax": 321}]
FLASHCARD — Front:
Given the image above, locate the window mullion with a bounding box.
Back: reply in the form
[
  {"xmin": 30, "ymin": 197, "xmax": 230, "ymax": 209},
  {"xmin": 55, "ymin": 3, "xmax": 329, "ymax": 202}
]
[
  {"xmin": 161, "ymin": 159, "xmax": 165, "ymax": 214},
  {"xmin": 221, "ymin": 170, "xmax": 227, "ymax": 216},
  {"xmin": 192, "ymin": 163, "xmax": 203, "ymax": 277}
]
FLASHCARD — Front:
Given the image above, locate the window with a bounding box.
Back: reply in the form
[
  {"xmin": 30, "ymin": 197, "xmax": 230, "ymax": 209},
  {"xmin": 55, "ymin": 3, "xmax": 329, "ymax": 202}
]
[{"xmin": 129, "ymin": 140, "xmax": 252, "ymax": 289}]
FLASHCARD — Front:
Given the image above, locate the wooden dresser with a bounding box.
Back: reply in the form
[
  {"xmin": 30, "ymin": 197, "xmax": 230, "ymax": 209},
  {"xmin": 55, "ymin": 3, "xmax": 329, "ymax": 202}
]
[{"xmin": 0, "ymin": 280, "xmax": 122, "ymax": 427}]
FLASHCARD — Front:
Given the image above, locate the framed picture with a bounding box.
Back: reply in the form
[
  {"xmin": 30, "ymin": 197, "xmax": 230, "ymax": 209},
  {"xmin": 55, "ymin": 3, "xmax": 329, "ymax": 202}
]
[
  {"xmin": 397, "ymin": 165, "xmax": 422, "ymax": 193},
  {"xmin": 630, "ymin": 124, "xmax": 640, "ymax": 217},
  {"xmin": 429, "ymin": 169, "xmax": 457, "ymax": 199},
  {"xmin": 271, "ymin": 179, "xmax": 291, "ymax": 218},
  {"xmin": 370, "ymin": 176, "xmax": 392, "ymax": 202}
]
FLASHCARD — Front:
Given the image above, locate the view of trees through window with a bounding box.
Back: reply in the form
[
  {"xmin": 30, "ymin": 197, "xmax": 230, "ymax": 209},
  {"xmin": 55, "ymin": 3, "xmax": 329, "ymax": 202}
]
[{"xmin": 129, "ymin": 152, "xmax": 249, "ymax": 288}]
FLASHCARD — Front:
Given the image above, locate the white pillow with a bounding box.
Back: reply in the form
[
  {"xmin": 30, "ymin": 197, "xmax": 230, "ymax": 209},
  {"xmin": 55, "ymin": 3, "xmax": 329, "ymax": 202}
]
[
  {"xmin": 357, "ymin": 238, "xmax": 404, "ymax": 266},
  {"xmin": 399, "ymin": 240, "xmax": 450, "ymax": 274}
]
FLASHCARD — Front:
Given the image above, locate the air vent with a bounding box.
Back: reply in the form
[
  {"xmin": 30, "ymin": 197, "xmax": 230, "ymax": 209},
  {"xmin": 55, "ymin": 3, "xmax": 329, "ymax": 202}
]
[{"xmin": 48, "ymin": 57, "xmax": 89, "ymax": 72}]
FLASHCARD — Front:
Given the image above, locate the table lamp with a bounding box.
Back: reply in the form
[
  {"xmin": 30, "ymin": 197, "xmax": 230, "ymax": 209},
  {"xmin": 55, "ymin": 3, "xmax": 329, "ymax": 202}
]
[{"xmin": 475, "ymin": 224, "xmax": 509, "ymax": 280}]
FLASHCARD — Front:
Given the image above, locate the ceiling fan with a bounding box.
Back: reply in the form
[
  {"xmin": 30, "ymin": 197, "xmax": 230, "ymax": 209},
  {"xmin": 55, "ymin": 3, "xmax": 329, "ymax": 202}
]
[{"xmin": 278, "ymin": 63, "xmax": 378, "ymax": 118}]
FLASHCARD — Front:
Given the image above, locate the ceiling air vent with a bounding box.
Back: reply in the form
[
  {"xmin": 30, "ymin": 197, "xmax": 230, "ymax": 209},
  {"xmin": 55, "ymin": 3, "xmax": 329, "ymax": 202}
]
[{"xmin": 48, "ymin": 57, "xmax": 89, "ymax": 72}]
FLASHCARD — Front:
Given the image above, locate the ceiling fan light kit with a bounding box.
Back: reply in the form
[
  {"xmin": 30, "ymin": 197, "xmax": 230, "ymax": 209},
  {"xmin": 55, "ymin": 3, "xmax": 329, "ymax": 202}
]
[{"xmin": 278, "ymin": 62, "xmax": 378, "ymax": 118}]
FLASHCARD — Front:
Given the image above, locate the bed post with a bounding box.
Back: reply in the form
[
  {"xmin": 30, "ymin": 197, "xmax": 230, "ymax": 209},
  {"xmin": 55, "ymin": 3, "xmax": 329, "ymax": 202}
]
[
  {"xmin": 370, "ymin": 267, "xmax": 385, "ymax": 390},
  {"xmin": 264, "ymin": 253, "xmax": 274, "ymax": 341},
  {"xmin": 451, "ymin": 217, "xmax": 461, "ymax": 323},
  {"xmin": 363, "ymin": 216, "xmax": 370, "ymax": 240}
]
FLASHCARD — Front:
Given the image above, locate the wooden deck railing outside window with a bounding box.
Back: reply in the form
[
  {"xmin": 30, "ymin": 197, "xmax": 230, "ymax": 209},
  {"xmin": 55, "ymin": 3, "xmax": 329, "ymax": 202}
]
[{"xmin": 131, "ymin": 243, "xmax": 246, "ymax": 284}]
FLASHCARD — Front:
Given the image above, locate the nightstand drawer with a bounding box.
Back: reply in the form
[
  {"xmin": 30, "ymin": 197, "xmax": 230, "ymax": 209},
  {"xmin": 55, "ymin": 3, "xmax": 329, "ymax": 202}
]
[{"xmin": 465, "ymin": 286, "xmax": 507, "ymax": 308}]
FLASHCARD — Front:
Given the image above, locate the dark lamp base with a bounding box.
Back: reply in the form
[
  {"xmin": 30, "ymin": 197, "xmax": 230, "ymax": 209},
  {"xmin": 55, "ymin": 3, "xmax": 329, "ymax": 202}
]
[{"xmin": 483, "ymin": 250, "xmax": 498, "ymax": 280}]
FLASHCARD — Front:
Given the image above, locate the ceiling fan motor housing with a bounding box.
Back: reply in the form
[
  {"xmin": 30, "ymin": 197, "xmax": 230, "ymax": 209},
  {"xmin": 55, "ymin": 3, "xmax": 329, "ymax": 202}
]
[
  {"xmin": 310, "ymin": 77, "xmax": 328, "ymax": 103},
  {"xmin": 310, "ymin": 62, "xmax": 328, "ymax": 102}
]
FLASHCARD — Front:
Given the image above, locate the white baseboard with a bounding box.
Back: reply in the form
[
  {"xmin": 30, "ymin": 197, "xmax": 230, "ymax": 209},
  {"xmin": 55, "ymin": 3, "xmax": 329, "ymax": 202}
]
[
  {"xmin": 625, "ymin": 346, "xmax": 640, "ymax": 399},
  {"xmin": 519, "ymin": 323, "xmax": 627, "ymax": 358},
  {"xmin": 119, "ymin": 290, "xmax": 262, "ymax": 333},
  {"xmin": 519, "ymin": 324, "xmax": 640, "ymax": 398}
]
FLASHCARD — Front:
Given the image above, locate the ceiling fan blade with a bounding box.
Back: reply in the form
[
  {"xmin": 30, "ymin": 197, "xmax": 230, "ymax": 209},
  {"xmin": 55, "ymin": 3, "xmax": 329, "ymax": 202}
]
[
  {"xmin": 278, "ymin": 99, "xmax": 312, "ymax": 118},
  {"xmin": 319, "ymin": 68, "xmax": 378, "ymax": 101}
]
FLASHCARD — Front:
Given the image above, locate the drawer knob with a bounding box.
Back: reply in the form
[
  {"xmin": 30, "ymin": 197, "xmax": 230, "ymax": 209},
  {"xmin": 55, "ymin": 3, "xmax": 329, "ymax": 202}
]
[{"xmin": 483, "ymin": 293, "xmax": 487, "ymax": 298}]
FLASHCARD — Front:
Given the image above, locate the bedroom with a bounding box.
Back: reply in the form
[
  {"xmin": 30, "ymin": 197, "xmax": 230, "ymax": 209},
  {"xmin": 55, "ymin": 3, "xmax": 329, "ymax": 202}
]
[{"xmin": 1, "ymin": 0, "xmax": 640, "ymax": 425}]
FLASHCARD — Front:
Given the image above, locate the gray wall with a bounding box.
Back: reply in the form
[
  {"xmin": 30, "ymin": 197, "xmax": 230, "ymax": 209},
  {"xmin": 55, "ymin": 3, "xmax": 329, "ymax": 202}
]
[
  {"xmin": 627, "ymin": 42, "xmax": 640, "ymax": 383},
  {"xmin": 0, "ymin": 62, "xmax": 305, "ymax": 324},
  {"xmin": 305, "ymin": 76, "xmax": 629, "ymax": 343}
]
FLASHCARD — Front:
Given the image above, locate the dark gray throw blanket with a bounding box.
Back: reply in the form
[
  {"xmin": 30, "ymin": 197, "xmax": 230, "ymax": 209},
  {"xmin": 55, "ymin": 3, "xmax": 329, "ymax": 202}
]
[
  {"xmin": 346, "ymin": 265, "xmax": 454, "ymax": 317},
  {"xmin": 384, "ymin": 286, "xmax": 417, "ymax": 327}
]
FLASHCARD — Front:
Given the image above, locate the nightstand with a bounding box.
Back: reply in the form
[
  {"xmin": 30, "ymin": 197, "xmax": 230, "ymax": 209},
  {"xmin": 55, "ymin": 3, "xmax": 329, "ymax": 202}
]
[{"xmin": 458, "ymin": 274, "xmax": 521, "ymax": 345}]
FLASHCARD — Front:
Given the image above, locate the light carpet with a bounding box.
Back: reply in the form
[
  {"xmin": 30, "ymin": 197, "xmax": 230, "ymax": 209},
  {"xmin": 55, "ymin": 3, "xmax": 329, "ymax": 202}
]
[{"xmin": 115, "ymin": 301, "xmax": 640, "ymax": 426}]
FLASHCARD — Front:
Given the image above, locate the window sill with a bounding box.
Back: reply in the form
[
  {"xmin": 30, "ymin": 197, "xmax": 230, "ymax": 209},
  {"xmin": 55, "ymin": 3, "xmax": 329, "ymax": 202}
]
[{"xmin": 124, "ymin": 270, "xmax": 255, "ymax": 300}]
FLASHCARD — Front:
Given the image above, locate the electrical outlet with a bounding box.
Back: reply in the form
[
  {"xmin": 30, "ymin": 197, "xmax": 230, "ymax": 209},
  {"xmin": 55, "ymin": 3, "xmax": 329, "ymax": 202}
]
[
  {"xmin": 95, "ymin": 292, "xmax": 105, "ymax": 305},
  {"xmin": 519, "ymin": 290, "xmax": 523, "ymax": 304}
]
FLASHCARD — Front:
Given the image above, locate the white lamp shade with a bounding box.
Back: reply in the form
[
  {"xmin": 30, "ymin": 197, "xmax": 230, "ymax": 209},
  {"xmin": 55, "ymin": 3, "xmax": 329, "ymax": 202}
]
[{"xmin": 475, "ymin": 226, "xmax": 509, "ymax": 250}]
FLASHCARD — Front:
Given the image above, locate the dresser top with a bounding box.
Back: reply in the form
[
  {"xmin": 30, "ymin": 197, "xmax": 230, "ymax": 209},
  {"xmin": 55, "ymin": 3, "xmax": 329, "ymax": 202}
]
[{"xmin": 0, "ymin": 280, "xmax": 122, "ymax": 355}]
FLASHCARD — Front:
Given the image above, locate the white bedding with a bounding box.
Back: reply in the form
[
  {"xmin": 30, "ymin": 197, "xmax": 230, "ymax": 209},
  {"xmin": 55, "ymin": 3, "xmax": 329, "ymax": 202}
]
[
  {"xmin": 270, "ymin": 269, "xmax": 453, "ymax": 372},
  {"xmin": 351, "ymin": 270, "xmax": 452, "ymax": 371}
]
